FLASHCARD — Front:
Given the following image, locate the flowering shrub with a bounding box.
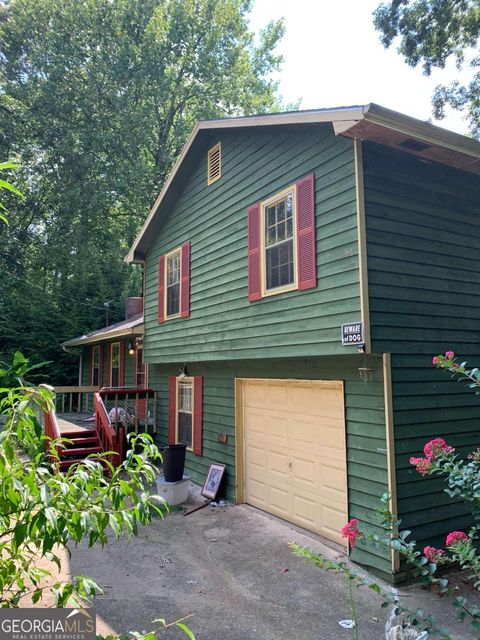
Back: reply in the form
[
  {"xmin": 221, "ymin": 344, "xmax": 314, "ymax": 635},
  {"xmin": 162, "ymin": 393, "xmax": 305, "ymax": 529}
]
[
  {"xmin": 293, "ymin": 351, "xmax": 480, "ymax": 639},
  {"xmin": 341, "ymin": 518, "xmax": 361, "ymax": 547},
  {"xmin": 423, "ymin": 546, "xmax": 445, "ymax": 563},
  {"xmin": 445, "ymin": 531, "xmax": 469, "ymax": 547}
]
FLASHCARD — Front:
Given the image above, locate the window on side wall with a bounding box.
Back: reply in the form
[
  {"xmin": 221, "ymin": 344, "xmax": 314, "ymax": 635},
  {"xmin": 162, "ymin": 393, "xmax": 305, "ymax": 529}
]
[
  {"xmin": 91, "ymin": 345, "xmax": 101, "ymax": 386},
  {"xmin": 166, "ymin": 248, "xmax": 181, "ymax": 318},
  {"xmin": 110, "ymin": 342, "xmax": 120, "ymax": 387},
  {"xmin": 263, "ymin": 187, "xmax": 296, "ymax": 294},
  {"xmin": 177, "ymin": 378, "xmax": 193, "ymax": 449},
  {"xmin": 168, "ymin": 375, "xmax": 203, "ymax": 455},
  {"xmin": 247, "ymin": 174, "xmax": 316, "ymax": 302},
  {"xmin": 158, "ymin": 242, "xmax": 191, "ymax": 323}
]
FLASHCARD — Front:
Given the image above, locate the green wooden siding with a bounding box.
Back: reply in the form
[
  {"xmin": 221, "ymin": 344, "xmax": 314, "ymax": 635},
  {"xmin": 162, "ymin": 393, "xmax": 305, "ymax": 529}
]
[
  {"xmin": 149, "ymin": 354, "xmax": 391, "ymax": 575},
  {"xmin": 143, "ymin": 125, "xmax": 360, "ymax": 363},
  {"xmin": 80, "ymin": 341, "xmax": 136, "ymax": 387},
  {"xmin": 364, "ymin": 141, "xmax": 480, "ymax": 551}
]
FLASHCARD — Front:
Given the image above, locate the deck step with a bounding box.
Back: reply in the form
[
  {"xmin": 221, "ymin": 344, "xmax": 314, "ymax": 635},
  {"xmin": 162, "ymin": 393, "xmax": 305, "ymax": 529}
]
[
  {"xmin": 64, "ymin": 436, "xmax": 101, "ymax": 447},
  {"xmin": 60, "ymin": 429, "xmax": 98, "ymax": 438},
  {"xmin": 58, "ymin": 458, "xmax": 110, "ymax": 471},
  {"xmin": 60, "ymin": 446, "xmax": 103, "ymax": 458}
]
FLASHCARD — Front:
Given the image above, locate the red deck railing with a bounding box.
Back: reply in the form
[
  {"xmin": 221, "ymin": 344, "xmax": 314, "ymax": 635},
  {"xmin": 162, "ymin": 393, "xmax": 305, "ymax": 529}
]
[
  {"xmin": 94, "ymin": 392, "xmax": 125, "ymax": 464},
  {"xmin": 99, "ymin": 387, "xmax": 157, "ymax": 435},
  {"xmin": 44, "ymin": 409, "xmax": 62, "ymax": 461}
]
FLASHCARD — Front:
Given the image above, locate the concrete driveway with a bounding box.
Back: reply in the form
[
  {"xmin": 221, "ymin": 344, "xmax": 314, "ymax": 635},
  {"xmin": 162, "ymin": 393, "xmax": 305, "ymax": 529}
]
[
  {"xmin": 65, "ymin": 496, "xmax": 479, "ymax": 640},
  {"xmin": 69, "ymin": 502, "xmax": 386, "ymax": 640}
]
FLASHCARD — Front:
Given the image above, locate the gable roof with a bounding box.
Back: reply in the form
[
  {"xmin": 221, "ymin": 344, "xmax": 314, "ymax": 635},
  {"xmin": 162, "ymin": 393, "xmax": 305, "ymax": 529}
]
[
  {"xmin": 62, "ymin": 314, "xmax": 144, "ymax": 348},
  {"xmin": 125, "ymin": 102, "xmax": 480, "ymax": 264}
]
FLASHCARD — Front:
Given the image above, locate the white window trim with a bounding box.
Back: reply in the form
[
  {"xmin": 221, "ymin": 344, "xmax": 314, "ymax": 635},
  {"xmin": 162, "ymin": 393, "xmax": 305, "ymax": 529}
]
[
  {"xmin": 164, "ymin": 246, "xmax": 182, "ymax": 321},
  {"xmin": 175, "ymin": 376, "xmax": 194, "ymax": 452},
  {"xmin": 260, "ymin": 183, "xmax": 298, "ymax": 298},
  {"xmin": 110, "ymin": 341, "xmax": 121, "ymax": 387}
]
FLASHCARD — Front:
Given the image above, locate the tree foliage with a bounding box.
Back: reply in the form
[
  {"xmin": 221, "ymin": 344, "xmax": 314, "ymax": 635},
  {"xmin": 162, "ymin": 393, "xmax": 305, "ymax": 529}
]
[
  {"xmin": 373, "ymin": 0, "xmax": 480, "ymax": 137},
  {"xmin": 0, "ymin": 0, "xmax": 284, "ymax": 382},
  {"xmin": 0, "ymin": 352, "xmax": 166, "ymax": 608}
]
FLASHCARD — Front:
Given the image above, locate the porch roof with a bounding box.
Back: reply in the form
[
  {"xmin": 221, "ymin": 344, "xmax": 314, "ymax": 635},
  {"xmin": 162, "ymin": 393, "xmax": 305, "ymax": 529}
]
[{"xmin": 62, "ymin": 314, "xmax": 144, "ymax": 348}]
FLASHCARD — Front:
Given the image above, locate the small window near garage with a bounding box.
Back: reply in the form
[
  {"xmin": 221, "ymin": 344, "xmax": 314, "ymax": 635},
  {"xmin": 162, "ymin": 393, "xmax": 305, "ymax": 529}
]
[
  {"xmin": 168, "ymin": 375, "xmax": 203, "ymax": 455},
  {"xmin": 207, "ymin": 142, "xmax": 221, "ymax": 185},
  {"xmin": 177, "ymin": 378, "xmax": 193, "ymax": 449}
]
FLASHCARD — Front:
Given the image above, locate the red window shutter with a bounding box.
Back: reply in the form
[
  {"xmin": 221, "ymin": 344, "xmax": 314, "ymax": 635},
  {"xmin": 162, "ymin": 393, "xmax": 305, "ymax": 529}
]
[
  {"xmin": 106, "ymin": 344, "xmax": 111, "ymax": 387},
  {"xmin": 296, "ymin": 173, "xmax": 317, "ymax": 291},
  {"xmin": 180, "ymin": 241, "xmax": 191, "ymax": 318},
  {"xmin": 247, "ymin": 203, "xmax": 261, "ymax": 301},
  {"xmin": 193, "ymin": 376, "xmax": 203, "ymax": 456},
  {"xmin": 119, "ymin": 341, "xmax": 125, "ymax": 387},
  {"xmin": 168, "ymin": 376, "xmax": 177, "ymax": 445},
  {"xmin": 158, "ymin": 255, "xmax": 166, "ymax": 323}
]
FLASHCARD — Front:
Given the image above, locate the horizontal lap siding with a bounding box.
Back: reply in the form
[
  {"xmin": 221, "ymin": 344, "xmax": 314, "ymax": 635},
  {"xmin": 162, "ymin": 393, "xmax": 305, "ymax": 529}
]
[
  {"xmin": 143, "ymin": 125, "xmax": 359, "ymax": 362},
  {"xmin": 364, "ymin": 142, "xmax": 480, "ymax": 551},
  {"xmin": 149, "ymin": 355, "xmax": 391, "ymax": 575}
]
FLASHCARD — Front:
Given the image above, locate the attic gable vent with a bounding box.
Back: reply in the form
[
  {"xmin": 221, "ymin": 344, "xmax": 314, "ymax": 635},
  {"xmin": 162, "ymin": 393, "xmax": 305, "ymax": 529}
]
[
  {"xmin": 207, "ymin": 142, "xmax": 221, "ymax": 185},
  {"xmin": 399, "ymin": 138, "xmax": 431, "ymax": 152}
]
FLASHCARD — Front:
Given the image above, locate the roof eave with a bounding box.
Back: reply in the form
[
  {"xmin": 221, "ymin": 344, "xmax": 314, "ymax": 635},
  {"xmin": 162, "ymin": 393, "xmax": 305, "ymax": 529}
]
[{"xmin": 62, "ymin": 323, "xmax": 144, "ymax": 348}]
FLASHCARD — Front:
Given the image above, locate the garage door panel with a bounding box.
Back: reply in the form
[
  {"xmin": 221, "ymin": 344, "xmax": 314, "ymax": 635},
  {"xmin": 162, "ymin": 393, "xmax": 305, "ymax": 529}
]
[
  {"xmin": 269, "ymin": 486, "xmax": 290, "ymax": 514},
  {"xmin": 243, "ymin": 379, "xmax": 347, "ymax": 546},
  {"xmin": 293, "ymin": 495, "xmax": 316, "ymax": 526}
]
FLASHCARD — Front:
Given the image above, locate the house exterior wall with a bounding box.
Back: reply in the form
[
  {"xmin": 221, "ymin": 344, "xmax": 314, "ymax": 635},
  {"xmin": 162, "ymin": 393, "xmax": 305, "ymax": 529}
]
[
  {"xmin": 364, "ymin": 141, "xmax": 480, "ymax": 553},
  {"xmin": 149, "ymin": 354, "xmax": 391, "ymax": 575},
  {"xmin": 143, "ymin": 124, "xmax": 361, "ymax": 362},
  {"xmin": 80, "ymin": 341, "xmax": 137, "ymax": 388}
]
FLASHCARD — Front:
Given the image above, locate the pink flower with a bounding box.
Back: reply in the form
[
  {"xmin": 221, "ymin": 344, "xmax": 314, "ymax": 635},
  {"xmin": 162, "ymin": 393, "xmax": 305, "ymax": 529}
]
[
  {"xmin": 445, "ymin": 351, "xmax": 455, "ymax": 359},
  {"xmin": 424, "ymin": 546, "xmax": 446, "ymax": 563},
  {"xmin": 423, "ymin": 438, "xmax": 455, "ymax": 461},
  {"xmin": 445, "ymin": 531, "xmax": 468, "ymax": 547},
  {"xmin": 432, "ymin": 356, "xmax": 439, "ymax": 365},
  {"xmin": 341, "ymin": 518, "xmax": 361, "ymax": 547},
  {"xmin": 453, "ymin": 363, "xmax": 459, "ymax": 368},
  {"xmin": 409, "ymin": 456, "xmax": 431, "ymax": 476}
]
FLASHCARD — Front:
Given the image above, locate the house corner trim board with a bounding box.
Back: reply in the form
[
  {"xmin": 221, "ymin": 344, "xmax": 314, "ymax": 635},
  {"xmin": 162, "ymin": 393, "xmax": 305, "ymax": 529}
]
[
  {"xmin": 234, "ymin": 378, "xmax": 245, "ymax": 504},
  {"xmin": 383, "ymin": 352, "xmax": 400, "ymax": 573},
  {"xmin": 354, "ymin": 138, "xmax": 371, "ymax": 353}
]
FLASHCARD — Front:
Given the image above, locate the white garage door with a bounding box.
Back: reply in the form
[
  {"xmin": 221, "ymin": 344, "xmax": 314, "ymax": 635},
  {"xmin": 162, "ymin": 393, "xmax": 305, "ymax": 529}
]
[{"xmin": 242, "ymin": 379, "xmax": 347, "ymax": 545}]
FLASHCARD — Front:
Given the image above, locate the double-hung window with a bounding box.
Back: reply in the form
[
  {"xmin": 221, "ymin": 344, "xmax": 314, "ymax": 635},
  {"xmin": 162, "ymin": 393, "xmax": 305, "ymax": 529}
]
[
  {"xmin": 177, "ymin": 378, "xmax": 193, "ymax": 449},
  {"xmin": 110, "ymin": 342, "xmax": 120, "ymax": 387},
  {"xmin": 247, "ymin": 174, "xmax": 316, "ymax": 301},
  {"xmin": 263, "ymin": 188, "xmax": 296, "ymax": 293},
  {"xmin": 168, "ymin": 375, "xmax": 203, "ymax": 455},
  {"xmin": 158, "ymin": 242, "xmax": 191, "ymax": 323},
  {"xmin": 91, "ymin": 345, "xmax": 101, "ymax": 386},
  {"xmin": 166, "ymin": 249, "xmax": 181, "ymax": 318}
]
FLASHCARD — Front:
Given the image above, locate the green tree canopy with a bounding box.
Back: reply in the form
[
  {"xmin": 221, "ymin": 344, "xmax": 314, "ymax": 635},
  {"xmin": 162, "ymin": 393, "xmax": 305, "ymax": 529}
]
[
  {"xmin": 0, "ymin": 0, "xmax": 284, "ymax": 382},
  {"xmin": 373, "ymin": 0, "xmax": 480, "ymax": 137}
]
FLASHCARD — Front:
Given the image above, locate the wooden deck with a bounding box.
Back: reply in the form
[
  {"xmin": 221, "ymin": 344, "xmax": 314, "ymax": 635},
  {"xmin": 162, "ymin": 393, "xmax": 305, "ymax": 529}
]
[{"xmin": 57, "ymin": 412, "xmax": 95, "ymax": 435}]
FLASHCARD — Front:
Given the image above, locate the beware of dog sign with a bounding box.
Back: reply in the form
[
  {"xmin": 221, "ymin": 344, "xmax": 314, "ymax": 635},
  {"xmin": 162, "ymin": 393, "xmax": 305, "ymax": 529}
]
[{"xmin": 341, "ymin": 322, "xmax": 364, "ymax": 346}]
